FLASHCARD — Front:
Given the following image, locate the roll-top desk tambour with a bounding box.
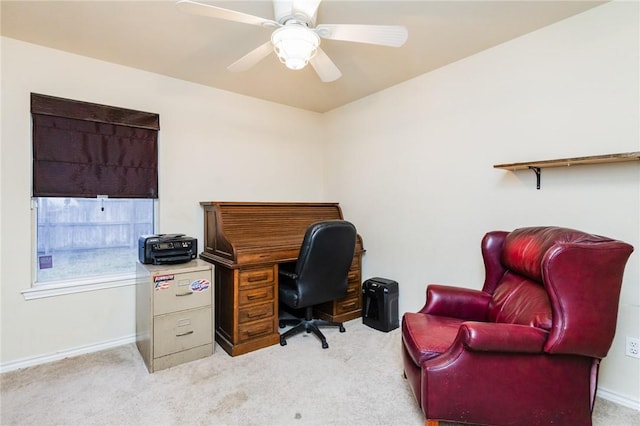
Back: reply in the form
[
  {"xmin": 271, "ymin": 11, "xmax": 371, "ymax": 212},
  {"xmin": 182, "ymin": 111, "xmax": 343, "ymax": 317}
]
[{"xmin": 200, "ymin": 201, "xmax": 365, "ymax": 357}]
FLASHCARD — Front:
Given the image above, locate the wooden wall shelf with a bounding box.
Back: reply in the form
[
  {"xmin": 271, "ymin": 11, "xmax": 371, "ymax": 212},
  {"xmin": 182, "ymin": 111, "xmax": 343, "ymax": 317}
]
[{"xmin": 493, "ymin": 151, "xmax": 640, "ymax": 189}]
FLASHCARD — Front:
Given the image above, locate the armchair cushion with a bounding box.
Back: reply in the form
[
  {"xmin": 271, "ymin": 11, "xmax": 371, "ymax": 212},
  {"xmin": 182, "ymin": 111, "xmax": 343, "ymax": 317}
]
[
  {"xmin": 402, "ymin": 313, "xmax": 550, "ymax": 367},
  {"xmin": 488, "ymin": 271, "xmax": 552, "ymax": 329},
  {"xmin": 501, "ymin": 226, "xmax": 608, "ymax": 282}
]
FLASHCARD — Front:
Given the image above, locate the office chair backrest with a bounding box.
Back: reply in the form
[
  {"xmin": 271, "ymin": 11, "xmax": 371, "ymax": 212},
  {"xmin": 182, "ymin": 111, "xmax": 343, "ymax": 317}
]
[{"xmin": 294, "ymin": 220, "xmax": 357, "ymax": 305}]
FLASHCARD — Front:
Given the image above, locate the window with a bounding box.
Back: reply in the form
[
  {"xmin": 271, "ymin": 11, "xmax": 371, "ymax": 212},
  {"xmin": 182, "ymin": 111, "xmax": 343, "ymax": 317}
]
[
  {"xmin": 29, "ymin": 94, "xmax": 159, "ymax": 293},
  {"xmin": 35, "ymin": 197, "xmax": 154, "ymax": 283}
]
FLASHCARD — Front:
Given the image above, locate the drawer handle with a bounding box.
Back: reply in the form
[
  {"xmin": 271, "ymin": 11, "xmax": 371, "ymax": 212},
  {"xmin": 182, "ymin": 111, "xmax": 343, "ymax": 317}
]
[
  {"xmin": 346, "ymin": 287, "xmax": 357, "ymax": 294},
  {"xmin": 247, "ymin": 273, "xmax": 269, "ymax": 282},
  {"xmin": 175, "ymin": 291, "xmax": 193, "ymax": 297},
  {"xmin": 246, "ymin": 327, "xmax": 269, "ymax": 337},
  {"xmin": 176, "ymin": 330, "xmax": 194, "ymax": 337},
  {"xmin": 247, "ymin": 310, "xmax": 267, "ymax": 319},
  {"xmin": 343, "ymin": 302, "xmax": 356, "ymax": 310},
  {"xmin": 247, "ymin": 292, "xmax": 268, "ymax": 300}
]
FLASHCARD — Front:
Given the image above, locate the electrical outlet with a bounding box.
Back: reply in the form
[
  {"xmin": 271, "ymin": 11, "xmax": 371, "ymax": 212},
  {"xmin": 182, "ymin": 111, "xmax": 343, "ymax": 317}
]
[{"xmin": 626, "ymin": 337, "xmax": 640, "ymax": 358}]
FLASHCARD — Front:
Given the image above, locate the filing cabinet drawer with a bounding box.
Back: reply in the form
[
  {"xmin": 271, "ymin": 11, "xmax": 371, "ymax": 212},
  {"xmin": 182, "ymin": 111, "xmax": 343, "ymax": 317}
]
[
  {"xmin": 153, "ymin": 271, "xmax": 212, "ymax": 316},
  {"xmin": 238, "ymin": 318, "xmax": 274, "ymax": 343},
  {"xmin": 239, "ymin": 267, "xmax": 274, "ymax": 288},
  {"xmin": 154, "ymin": 306, "xmax": 212, "ymax": 358},
  {"xmin": 238, "ymin": 302, "xmax": 274, "ymax": 324},
  {"xmin": 239, "ymin": 285, "xmax": 274, "ymax": 306}
]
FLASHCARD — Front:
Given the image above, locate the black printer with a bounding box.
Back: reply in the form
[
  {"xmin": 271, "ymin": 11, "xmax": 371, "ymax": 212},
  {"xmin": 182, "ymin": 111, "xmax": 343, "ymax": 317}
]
[{"xmin": 138, "ymin": 234, "xmax": 197, "ymax": 265}]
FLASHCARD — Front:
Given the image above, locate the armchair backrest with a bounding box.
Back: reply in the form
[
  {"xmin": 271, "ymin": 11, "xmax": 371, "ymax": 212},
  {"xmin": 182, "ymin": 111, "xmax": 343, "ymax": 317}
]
[
  {"xmin": 481, "ymin": 227, "xmax": 633, "ymax": 358},
  {"xmin": 293, "ymin": 220, "xmax": 357, "ymax": 306}
]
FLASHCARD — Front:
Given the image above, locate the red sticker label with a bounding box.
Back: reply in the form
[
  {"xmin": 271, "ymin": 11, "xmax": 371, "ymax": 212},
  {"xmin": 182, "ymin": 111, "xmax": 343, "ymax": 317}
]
[{"xmin": 154, "ymin": 274, "xmax": 174, "ymax": 290}]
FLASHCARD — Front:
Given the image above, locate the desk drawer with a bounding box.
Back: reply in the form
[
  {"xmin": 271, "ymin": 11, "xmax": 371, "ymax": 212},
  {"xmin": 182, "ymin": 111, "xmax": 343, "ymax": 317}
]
[
  {"xmin": 153, "ymin": 271, "xmax": 212, "ymax": 316},
  {"xmin": 238, "ymin": 318, "xmax": 274, "ymax": 343},
  {"xmin": 239, "ymin": 267, "xmax": 274, "ymax": 288},
  {"xmin": 154, "ymin": 306, "xmax": 212, "ymax": 358},
  {"xmin": 350, "ymin": 257, "xmax": 359, "ymax": 270},
  {"xmin": 238, "ymin": 302, "xmax": 274, "ymax": 324},
  {"xmin": 345, "ymin": 280, "xmax": 360, "ymax": 299},
  {"xmin": 335, "ymin": 295, "xmax": 360, "ymax": 315},
  {"xmin": 239, "ymin": 285, "xmax": 274, "ymax": 306}
]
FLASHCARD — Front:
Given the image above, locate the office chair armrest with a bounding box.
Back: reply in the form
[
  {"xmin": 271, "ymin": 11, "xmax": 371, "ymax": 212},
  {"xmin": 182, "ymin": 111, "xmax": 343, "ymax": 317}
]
[{"xmin": 279, "ymin": 270, "xmax": 298, "ymax": 280}]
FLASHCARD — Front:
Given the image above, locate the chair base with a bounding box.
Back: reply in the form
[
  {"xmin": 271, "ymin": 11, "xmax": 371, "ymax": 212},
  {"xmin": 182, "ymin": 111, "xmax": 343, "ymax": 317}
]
[{"xmin": 279, "ymin": 306, "xmax": 345, "ymax": 349}]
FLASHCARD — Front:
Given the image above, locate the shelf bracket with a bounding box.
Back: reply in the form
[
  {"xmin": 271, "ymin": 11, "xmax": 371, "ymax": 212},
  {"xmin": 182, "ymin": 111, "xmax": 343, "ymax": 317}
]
[{"xmin": 529, "ymin": 166, "xmax": 541, "ymax": 190}]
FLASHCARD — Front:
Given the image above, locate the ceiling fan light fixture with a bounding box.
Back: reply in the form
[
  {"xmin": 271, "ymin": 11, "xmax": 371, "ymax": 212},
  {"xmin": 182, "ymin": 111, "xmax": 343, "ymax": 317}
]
[{"xmin": 271, "ymin": 24, "xmax": 320, "ymax": 70}]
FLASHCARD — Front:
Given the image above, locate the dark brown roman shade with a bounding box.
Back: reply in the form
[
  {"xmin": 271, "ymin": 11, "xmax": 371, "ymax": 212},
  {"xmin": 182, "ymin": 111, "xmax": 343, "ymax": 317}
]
[{"xmin": 31, "ymin": 93, "xmax": 159, "ymax": 198}]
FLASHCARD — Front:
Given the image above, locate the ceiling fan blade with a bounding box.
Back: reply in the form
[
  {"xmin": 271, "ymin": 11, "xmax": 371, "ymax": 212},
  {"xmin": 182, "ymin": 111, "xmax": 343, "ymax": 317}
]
[
  {"xmin": 309, "ymin": 48, "xmax": 341, "ymax": 83},
  {"xmin": 177, "ymin": 0, "xmax": 279, "ymax": 28},
  {"xmin": 315, "ymin": 24, "xmax": 408, "ymax": 47},
  {"xmin": 227, "ymin": 41, "xmax": 274, "ymax": 72}
]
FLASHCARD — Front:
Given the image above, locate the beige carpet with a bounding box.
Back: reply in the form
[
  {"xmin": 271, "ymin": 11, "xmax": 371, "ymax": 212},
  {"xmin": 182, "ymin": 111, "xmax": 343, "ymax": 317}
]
[{"xmin": 1, "ymin": 319, "xmax": 638, "ymax": 426}]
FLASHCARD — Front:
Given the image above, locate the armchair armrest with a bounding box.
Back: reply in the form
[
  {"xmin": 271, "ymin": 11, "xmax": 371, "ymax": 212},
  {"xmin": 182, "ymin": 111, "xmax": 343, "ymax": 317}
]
[
  {"xmin": 421, "ymin": 285, "xmax": 491, "ymax": 321},
  {"xmin": 457, "ymin": 322, "xmax": 548, "ymax": 353}
]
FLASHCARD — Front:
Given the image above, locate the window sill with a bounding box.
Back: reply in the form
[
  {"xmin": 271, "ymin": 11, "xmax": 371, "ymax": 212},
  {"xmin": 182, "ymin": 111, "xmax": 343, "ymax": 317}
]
[{"xmin": 22, "ymin": 273, "xmax": 138, "ymax": 300}]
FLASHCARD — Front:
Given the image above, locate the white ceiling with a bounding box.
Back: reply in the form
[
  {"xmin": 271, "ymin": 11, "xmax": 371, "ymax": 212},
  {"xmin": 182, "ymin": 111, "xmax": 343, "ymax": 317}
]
[{"xmin": 1, "ymin": 0, "xmax": 605, "ymax": 113}]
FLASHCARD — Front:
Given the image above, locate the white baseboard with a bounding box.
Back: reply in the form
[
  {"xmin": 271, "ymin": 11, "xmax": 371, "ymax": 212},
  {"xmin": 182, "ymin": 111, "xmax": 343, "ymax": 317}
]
[
  {"xmin": 597, "ymin": 386, "xmax": 640, "ymax": 411},
  {"xmin": 0, "ymin": 334, "xmax": 136, "ymax": 373},
  {"xmin": 2, "ymin": 338, "xmax": 639, "ymax": 413}
]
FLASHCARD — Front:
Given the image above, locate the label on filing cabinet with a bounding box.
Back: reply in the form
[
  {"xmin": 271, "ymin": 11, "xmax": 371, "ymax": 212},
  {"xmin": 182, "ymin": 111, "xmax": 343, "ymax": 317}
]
[
  {"xmin": 190, "ymin": 279, "xmax": 210, "ymax": 292},
  {"xmin": 154, "ymin": 274, "xmax": 174, "ymax": 290}
]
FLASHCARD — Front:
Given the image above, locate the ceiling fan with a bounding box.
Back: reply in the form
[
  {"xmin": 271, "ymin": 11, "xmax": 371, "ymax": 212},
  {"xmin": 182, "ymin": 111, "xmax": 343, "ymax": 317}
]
[{"xmin": 176, "ymin": 0, "xmax": 408, "ymax": 82}]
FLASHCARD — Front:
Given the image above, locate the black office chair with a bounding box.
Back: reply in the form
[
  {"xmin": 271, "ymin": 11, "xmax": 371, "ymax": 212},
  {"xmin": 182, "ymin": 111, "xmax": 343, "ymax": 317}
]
[{"xmin": 278, "ymin": 220, "xmax": 357, "ymax": 349}]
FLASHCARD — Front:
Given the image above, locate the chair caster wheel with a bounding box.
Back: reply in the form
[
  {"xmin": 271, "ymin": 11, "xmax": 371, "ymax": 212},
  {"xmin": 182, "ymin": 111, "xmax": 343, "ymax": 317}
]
[
  {"xmin": 322, "ymin": 342, "xmax": 329, "ymax": 349},
  {"xmin": 279, "ymin": 320, "xmax": 285, "ymax": 328},
  {"xmin": 339, "ymin": 325, "xmax": 345, "ymax": 333},
  {"xmin": 280, "ymin": 337, "xmax": 287, "ymax": 346}
]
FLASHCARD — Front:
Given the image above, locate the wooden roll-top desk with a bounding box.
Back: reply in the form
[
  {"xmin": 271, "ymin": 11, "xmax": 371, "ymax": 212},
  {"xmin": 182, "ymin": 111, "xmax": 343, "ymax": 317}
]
[{"xmin": 200, "ymin": 201, "xmax": 365, "ymax": 356}]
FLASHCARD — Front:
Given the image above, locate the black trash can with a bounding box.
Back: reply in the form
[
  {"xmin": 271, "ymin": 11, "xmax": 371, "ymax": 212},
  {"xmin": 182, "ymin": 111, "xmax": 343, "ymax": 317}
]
[{"xmin": 362, "ymin": 277, "xmax": 399, "ymax": 332}]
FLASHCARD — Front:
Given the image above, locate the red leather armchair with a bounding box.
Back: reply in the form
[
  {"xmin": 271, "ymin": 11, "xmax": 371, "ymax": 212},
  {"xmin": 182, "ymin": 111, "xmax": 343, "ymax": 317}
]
[{"xmin": 401, "ymin": 227, "xmax": 634, "ymax": 426}]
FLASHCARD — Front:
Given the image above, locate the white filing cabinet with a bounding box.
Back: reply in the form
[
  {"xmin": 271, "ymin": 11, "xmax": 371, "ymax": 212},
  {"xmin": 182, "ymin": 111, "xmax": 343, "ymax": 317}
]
[{"xmin": 136, "ymin": 259, "xmax": 214, "ymax": 372}]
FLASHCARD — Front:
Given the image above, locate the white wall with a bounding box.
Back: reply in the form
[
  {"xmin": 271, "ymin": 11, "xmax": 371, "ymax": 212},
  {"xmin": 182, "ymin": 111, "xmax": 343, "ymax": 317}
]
[
  {"xmin": 1, "ymin": 0, "xmax": 639, "ymax": 408},
  {"xmin": 323, "ymin": 1, "xmax": 639, "ymax": 405},
  {"xmin": 0, "ymin": 37, "xmax": 324, "ymax": 366}
]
